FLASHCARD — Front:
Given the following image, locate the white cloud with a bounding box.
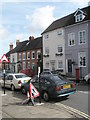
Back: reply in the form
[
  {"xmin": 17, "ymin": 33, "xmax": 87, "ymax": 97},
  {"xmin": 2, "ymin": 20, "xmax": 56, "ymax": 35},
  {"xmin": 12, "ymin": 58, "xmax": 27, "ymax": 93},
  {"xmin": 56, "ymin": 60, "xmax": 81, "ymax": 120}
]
[
  {"xmin": 0, "ymin": 26, "xmax": 10, "ymax": 41},
  {"xmin": 69, "ymin": 0, "xmax": 89, "ymax": 7},
  {"xmin": 15, "ymin": 33, "xmax": 29, "ymax": 40},
  {"xmin": 25, "ymin": 5, "xmax": 55, "ymax": 33}
]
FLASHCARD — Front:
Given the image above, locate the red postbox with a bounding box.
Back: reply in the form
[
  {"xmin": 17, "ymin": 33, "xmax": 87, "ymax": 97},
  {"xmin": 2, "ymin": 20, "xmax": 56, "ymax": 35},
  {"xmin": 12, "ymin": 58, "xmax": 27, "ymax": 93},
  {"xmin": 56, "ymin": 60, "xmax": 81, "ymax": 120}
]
[{"xmin": 75, "ymin": 68, "xmax": 80, "ymax": 83}]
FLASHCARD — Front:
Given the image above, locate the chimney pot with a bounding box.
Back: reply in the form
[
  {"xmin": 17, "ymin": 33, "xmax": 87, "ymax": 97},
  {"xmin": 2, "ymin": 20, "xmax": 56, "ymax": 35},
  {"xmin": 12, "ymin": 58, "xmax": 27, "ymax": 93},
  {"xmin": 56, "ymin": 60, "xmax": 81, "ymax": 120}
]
[
  {"xmin": 10, "ymin": 43, "xmax": 13, "ymax": 50},
  {"xmin": 16, "ymin": 40, "xmax": 20, "ymax": 46},
  {"xmin": 29, "ymin": 36, "xmax": 34, "ymax": 41}
]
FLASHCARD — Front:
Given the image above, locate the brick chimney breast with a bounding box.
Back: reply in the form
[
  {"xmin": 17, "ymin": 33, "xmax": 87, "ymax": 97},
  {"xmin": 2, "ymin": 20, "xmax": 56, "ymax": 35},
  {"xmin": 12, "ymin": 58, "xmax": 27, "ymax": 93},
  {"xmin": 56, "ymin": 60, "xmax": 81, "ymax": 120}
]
[
  {"xmin": 16, "ymin": 40, "xmax": 20, "ymax": 46},
  {"xmin": 29, "ymin": 36, "xmax": 34, "ymax": 41},
  {"xmin": 10, "ymin": 43, "xmax": 13, "ymax": 50}
]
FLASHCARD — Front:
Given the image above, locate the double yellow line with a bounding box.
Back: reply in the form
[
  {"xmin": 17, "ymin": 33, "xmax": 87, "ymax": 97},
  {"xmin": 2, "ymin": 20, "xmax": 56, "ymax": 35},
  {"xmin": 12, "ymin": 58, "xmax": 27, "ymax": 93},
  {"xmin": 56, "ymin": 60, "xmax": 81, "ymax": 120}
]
[{"xmin": 55, "ymin": 103, "xmax": 90, "ymax": 119}]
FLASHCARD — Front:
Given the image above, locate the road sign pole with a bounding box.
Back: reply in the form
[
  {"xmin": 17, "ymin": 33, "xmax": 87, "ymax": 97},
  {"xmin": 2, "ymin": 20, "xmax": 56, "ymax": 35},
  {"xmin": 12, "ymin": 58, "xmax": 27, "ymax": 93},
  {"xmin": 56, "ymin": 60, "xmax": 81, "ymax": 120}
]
[{"xmin": 3, "ymin": 62, "xmax": 5, "ymax": 94}]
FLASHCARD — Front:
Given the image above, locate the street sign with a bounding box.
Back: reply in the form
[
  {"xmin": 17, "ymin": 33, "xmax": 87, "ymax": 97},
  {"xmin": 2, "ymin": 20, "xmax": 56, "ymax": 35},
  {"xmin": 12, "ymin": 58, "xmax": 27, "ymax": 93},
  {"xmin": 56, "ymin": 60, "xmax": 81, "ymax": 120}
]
[
  {"xmin": 0, "ymin": 54, "xmax": 9, "ymax": 63},
  {"xmin": 30, "ymin": 83, "xmax": 39, "ymax": 99}
]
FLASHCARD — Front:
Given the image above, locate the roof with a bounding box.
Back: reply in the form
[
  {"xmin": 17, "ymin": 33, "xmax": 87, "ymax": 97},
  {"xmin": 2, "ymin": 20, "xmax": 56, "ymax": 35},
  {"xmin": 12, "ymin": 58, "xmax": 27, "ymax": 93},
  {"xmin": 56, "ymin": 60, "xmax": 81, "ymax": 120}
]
[
  {"xmin": 20, "ymin": 37, "xmax": 42, "ymax": 52},
  {"xmin": 6, "ymin": 36, "xmax": 42, "ymax": 56},
  {"xmin": 41, "ymin": 6, "xmax": 90, "ymax": 34}
]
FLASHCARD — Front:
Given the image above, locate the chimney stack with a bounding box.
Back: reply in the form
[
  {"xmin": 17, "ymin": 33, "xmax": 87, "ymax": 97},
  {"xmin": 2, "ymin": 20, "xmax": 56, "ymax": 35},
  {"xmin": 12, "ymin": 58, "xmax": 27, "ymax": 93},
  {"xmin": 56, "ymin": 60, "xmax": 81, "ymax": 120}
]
[
  {"xmin": 16, "ymin": 40, "xmax": 20, "ymax": 46},
  {"xmin": 29, "ymin": 36, "xmax": 34, "ymax": 41},
  {"xmin": 88, "ymin": 1, "xmax": 90, "ymax": 6},
  {"xmin": 10, "ymin": 43, "xmax": 13, "ymax": 50}
]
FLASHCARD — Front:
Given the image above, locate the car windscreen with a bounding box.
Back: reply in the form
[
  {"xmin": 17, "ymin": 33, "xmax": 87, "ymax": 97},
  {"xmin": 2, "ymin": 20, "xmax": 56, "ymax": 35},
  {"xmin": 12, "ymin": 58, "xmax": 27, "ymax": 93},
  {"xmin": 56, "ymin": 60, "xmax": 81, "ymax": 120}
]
[
  {"xmin": 15, "ymin": 74, "xmax": 27, "ymax": 78},
  {"xmin": 50, "ymin": 75, "xmax": 65, "ymax": 84}
]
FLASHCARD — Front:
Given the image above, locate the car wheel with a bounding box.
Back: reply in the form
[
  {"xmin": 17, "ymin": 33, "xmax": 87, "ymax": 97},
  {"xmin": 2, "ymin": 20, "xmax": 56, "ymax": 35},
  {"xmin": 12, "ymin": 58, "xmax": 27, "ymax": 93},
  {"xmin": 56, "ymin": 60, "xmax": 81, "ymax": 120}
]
[
  {"xmin": 11, "ymin": 85, "xmax": 15, "ymax": 91},
  {"xmin": 43, "ymin": 91, "xmax": 49, "ymax": 102},
  {"xmin": 21, "ymin": 87, "xmax": 26, "ymax": 94}
]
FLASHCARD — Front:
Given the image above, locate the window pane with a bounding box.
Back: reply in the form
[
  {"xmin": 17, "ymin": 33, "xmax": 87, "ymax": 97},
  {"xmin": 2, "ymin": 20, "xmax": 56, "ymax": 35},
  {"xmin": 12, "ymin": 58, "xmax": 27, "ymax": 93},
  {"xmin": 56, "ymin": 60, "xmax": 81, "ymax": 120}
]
[{"xmin": 78, "ymin": 52, "xmax": 86, "ymax": 67}]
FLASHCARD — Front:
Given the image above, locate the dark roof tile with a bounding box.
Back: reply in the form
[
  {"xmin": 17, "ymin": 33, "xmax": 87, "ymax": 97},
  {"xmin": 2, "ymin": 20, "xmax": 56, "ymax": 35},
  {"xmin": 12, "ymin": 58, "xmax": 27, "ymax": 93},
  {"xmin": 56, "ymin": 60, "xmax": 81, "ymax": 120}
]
[{"xmin": 41, "ymin": 6, "xmax": 90, "ymax": 34}]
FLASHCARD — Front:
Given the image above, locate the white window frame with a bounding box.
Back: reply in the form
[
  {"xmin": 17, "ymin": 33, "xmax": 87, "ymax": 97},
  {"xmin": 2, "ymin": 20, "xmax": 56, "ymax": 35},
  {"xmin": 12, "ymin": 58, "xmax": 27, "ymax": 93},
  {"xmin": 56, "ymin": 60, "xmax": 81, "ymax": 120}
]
[
  {"xmin": 32, "ymin": 63, "xmax": 35, "ymax": 71},
  {"xmin": 57, "ymin": 30, "xmax": 63, "ymax": 36},
  {"xmin": 19, "ymin": 53, "xmax": 21, "ymax": 60},
  {"xmin": 32, "ymin": 51, "xmax": 35, "ymax": 60},
  {"xmin": 78, "ymin": 30, "xmax": 86, "ymax": 45},
  {"xmin": 78, "ymin": 52, "xmax": 86, "ymax": 67},
  {"xmin": 27, "ymin": 62, "xmax": 30, "ymax": 69},
  {"xmin": 75, "ymin": 14, "xmax": 83, "ymax": 22},
  {"xmin": 58, "ymin": 45, "xmax": 63, "ymax": 53},
  {"xmin": 45, "ymin": 47, "xmax": 49, "ymax": 55},
  {"xmin": 27, "ymin": 52, "xmax": 30, "ymax": 60},
  {"xmin": 58, "ymin": 60, "xmax": 63, "ymax": 69},
  {"xmin": 45, "ymin": 34, "xmax": 49, "ymax": 39},
  {"xmin": 68, "ymin": 33, "xmax": 75, "ymax": 46},
  {"xmin": 23, "ymin": 52, "xmax": 25, "ymax": 60},
  {"xmin": 12, "ymin": 55, "xmax": 14, "ymax": 62},
  {"xmin": 23, "ymin": 62, "xmax": 26, "ymax": 70},
  {"xmin": 45, "ymin": 62, "xmax": 49, "ymax": 69},
  {"xmin": 37, "ymin": 51, "xmax": 41, "ymax": 59}
]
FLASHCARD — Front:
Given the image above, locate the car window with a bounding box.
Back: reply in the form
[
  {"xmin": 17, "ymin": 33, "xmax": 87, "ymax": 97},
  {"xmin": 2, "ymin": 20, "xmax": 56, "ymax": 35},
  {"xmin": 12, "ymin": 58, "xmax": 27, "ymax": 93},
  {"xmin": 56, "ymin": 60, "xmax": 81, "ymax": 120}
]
[
  {"xmin": 50, "ymin": 75, "xmax": 63, "ymax": 84},
  {"xmin": 40, "ymin": 77, "xmax": 50, "ymax": 84},
  {"xmin": 15, "ymin": 74, "xmax": 27, "ymax": 78},
  {"xmin": 7, "ymin": 75, "xmax": 13, "ymax": 80}
]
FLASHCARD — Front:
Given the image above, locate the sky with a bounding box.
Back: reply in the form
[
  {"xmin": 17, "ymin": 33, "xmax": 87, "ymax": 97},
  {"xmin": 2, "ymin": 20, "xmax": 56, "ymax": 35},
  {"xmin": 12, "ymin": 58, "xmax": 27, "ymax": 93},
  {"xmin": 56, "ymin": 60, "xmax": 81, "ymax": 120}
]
[{"xmin": 0, "ymin": 0, "xmax": 90, "ymax": 58}]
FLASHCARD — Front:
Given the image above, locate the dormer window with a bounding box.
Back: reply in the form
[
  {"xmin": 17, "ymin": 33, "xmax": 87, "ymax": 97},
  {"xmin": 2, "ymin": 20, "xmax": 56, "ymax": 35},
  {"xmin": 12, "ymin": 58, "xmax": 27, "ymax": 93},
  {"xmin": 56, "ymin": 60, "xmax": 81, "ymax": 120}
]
[
  {"xmin": 75, "ymin": 14, "xmax": 83, "ymax": 22},
  {"xmin": 74, "ymin": 8, "xmax": 86, "ymax": 23}
]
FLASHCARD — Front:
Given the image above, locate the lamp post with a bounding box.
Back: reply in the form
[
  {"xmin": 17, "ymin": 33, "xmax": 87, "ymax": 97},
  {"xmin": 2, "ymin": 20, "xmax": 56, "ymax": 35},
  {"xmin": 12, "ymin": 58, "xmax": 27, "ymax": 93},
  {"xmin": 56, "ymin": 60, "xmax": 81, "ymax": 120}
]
[
  {"xmin": 3, "ymin": 62, "xmax": 6, "ymax": 94},
  {"xmin": 37, "ymin": 53, "xmax": 41, "ymax": 103}
]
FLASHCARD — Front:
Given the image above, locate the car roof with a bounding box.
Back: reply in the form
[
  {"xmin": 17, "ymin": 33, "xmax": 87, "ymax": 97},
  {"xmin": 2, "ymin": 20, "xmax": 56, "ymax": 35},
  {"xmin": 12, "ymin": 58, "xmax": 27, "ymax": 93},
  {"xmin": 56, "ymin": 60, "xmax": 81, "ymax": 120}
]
[{"xmin": 7, "ymin": 73, "xmax": 26, "ymax": 75}]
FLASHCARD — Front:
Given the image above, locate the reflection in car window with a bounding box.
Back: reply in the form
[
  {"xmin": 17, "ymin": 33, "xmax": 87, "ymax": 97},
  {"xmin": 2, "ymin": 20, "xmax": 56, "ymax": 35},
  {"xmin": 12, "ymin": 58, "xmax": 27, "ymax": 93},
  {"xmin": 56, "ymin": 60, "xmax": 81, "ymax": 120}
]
[
  {"xmin": 15, "ymin": 74, "xmax": 27, "ymax": 78},
  {"xmin": 7, "ymin": 75, "xmax": 13, "ymax": 80},
  {"xmin": 50, "ymin": 75, "xmax": 63, "ymax": 84}
]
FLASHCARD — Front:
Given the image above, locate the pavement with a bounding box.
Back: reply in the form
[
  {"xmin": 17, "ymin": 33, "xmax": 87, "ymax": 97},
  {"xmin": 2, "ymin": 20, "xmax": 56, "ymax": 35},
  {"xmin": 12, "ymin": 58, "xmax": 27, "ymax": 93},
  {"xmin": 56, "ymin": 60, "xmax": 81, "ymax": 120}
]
[{"xmin": 0, "ymin": 88, "xmax": 89, "ymax": 119}]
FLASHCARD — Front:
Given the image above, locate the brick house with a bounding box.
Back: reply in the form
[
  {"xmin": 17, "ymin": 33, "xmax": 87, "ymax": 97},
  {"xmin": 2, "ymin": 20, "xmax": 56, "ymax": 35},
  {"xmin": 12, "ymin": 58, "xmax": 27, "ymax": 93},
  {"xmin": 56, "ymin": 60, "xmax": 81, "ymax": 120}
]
[{"xmin": 6, "ymin": 36, "xmax": 42, "ymax": 75}]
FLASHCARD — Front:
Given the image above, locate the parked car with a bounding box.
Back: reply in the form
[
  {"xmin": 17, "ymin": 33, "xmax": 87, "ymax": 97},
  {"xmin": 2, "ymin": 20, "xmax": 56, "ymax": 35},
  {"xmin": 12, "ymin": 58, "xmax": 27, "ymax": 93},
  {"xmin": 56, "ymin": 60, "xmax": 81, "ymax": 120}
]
[
  {"xmin": 0, "ymin": 69, "xmax": 13, "ymax": 80},
  {"xmin": 1, "ymin": 73, "xmax": 31, "ymax": 91},
  {"xmin": 21, "ymin": 74, "xmax": 76, "ymax": 101},
  {"xmin": 0, "ymin": 72, "xmax": 3, "ymax": 80},
  {"xmin": 41, "ymin": 71, "xmax": 53, "ymax": 75},
  {"xmin": 84, "ymin": 73, "xmax": 90, "ymax": 83},
  {"xmin": 5, "ymin": 69, "xmax": 13, "ymax": 74}
]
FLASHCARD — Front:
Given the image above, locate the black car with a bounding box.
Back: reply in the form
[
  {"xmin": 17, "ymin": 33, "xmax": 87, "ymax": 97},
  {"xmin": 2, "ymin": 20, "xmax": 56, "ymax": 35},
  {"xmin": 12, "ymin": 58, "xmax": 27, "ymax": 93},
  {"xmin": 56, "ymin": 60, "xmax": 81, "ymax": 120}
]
[{"xmin": 21, "ymin": 74, "xmax": 76, "ymax": 101}]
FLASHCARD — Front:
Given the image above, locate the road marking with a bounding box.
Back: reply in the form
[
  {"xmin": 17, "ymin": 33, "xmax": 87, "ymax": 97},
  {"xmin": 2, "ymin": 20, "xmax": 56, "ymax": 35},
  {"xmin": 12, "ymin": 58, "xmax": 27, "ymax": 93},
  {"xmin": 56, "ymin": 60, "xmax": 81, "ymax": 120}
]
[
  {"xmin": 55, "ymin": 103, "xmax": 90, "ymax": 119},
  {"xmin": 77, "ymin": 91, "xmax": 89, "ymax": 94}
]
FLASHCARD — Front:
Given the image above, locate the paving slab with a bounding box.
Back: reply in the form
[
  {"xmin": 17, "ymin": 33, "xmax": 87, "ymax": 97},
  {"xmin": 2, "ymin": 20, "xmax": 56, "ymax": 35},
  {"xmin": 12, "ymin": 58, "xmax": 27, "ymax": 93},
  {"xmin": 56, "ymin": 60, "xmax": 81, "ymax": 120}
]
[{"xmin": 0, "ymin": 89, "xmax": 86, "ymax": 119}]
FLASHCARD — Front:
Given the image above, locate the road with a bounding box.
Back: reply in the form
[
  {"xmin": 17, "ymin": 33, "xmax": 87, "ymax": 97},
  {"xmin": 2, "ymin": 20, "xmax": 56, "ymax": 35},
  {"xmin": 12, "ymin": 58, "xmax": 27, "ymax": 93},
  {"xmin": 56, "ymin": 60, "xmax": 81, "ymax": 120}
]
[
  {"xmin": 0, "ymin": 81, "xmax": 90, "ymax": 118},
  {"xmin": 58, "ymin": 82, "xmax": 90, "ymax": 116}
]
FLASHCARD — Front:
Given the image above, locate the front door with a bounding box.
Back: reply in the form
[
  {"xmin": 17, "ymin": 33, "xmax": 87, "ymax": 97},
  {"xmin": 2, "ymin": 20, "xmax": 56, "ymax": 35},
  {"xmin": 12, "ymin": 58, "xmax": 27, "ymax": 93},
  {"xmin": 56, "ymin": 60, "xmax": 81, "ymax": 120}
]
[
  {"xmin": 50, "ymin": 61, "xmax": 55, "ymax": 71},
  {"xmin": 68, "ymin": 59, "xmax": 72, "ymax": 73}
]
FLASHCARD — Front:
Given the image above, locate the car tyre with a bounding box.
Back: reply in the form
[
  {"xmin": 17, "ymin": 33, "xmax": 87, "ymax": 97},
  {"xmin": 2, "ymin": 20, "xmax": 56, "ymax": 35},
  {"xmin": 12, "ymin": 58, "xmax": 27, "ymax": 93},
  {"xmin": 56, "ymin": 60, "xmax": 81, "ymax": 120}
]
[
  {"xmin": 88, "ymin": 79, "xmax": 90, "ymax": 84},
  {"xmin": 43, "ymin": 91, "xmax": 49, "ymax": 102},
  {"xmin": 11, "ymin": 85, "xmax": 15, "ymax": 91},
  {"xmin": 21, "ymin": 87, "xmax": 26, "ymax": 94}
]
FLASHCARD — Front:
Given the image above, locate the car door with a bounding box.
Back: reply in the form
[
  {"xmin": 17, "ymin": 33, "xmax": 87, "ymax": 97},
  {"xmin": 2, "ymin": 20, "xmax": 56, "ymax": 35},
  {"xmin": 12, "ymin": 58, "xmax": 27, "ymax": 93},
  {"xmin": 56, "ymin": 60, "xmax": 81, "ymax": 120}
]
[
  {"xmin": 5, "ymin": 75, "xmax": 13, "ymax": 88},
  {"xmin": 40, "ymin": 77, "xmax": 51, "ymax": 91}
]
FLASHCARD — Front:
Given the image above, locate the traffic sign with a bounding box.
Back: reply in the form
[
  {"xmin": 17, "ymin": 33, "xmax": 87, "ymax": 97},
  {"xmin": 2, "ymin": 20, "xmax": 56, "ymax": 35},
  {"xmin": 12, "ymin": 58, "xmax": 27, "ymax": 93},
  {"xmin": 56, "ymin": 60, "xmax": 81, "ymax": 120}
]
[
  {"xmin": 30, "ymin": 83, "xmax": 39, "ymax": 99},
  {"xmin": 0, "ymin": 54, "xmax": 9, "ymax": 63}
]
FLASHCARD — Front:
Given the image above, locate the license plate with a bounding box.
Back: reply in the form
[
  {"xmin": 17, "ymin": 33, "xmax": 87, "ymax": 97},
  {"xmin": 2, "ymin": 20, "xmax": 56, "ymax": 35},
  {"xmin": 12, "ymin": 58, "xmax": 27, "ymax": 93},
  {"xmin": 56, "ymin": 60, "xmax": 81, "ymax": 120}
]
[
  {"xmin": 63, "ymin": 84, "xmax": 70, "ymax": 89},
  {"xmin": 24, "ymin": 80, "xmax": 28, "ymax": 83}
]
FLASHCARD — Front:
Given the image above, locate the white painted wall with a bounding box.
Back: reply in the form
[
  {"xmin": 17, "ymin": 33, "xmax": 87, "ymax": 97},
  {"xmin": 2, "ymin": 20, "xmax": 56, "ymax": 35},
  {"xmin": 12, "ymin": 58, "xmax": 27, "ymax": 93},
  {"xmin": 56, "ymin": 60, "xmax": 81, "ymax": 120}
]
[
  {"xmin": 42, "ymin": 28, "xmax": 66, "ymax": 74},
  {"xmin": 10, "ymin": 53, "xmax": 18, "ymax": 72}
]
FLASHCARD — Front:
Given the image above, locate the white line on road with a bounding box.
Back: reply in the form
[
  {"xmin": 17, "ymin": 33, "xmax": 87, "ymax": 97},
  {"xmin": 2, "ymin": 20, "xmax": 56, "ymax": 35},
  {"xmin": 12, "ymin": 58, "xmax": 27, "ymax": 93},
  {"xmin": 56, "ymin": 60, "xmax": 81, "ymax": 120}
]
[
  {"xmin": 77, "ymin": 91, "xmax": 89, "ymax": 94},
  {"xmin": 55, "ymin": 103, "xmax": 90, "ymax": 119}
]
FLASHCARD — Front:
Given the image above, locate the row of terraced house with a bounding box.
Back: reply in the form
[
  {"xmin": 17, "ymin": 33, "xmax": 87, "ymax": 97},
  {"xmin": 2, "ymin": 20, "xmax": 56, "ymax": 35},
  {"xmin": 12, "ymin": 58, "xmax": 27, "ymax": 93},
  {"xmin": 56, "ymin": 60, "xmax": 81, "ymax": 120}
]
[{"xmin": 6, "ymin": 5, "xmax": 90, "ymax": 78}]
